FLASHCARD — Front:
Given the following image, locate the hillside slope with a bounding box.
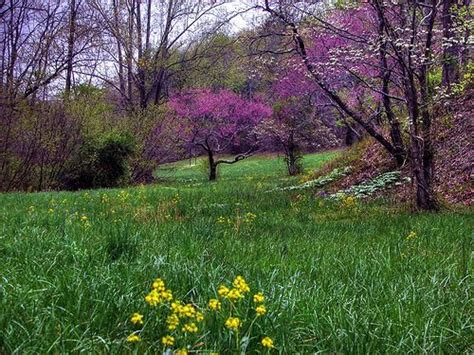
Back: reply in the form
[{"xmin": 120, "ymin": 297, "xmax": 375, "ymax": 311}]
[{"xmin": 315, "ymin": 90, "xmax": 473, "ymax": 206}]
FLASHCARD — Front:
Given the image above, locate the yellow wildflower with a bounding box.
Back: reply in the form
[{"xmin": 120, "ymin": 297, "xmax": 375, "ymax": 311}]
[
  {"xmin": 130, "ymin": 312, "xmax": 144, "ymax": 325},
  {"xmin": 406, "ymin": 231, "xmax": 417, "ymax": 240},
  {"xmin": 162, "ymin": 289, "xmax": 173, "ymax": 302},
  {"xmin": 176, "ymin": 349, "xmax": 188, "ymax": 355},
  {"xmin": 171, "ymin": 301, "xmax": 182, "ymax": 313},
  {"xmin": 256, "ymin": 305, "xmax": 267, "ymax": 316},
  {"xmin": 162, "ymin": 335, "xmax": 175, "ymax": 346},
  {"xmin": 226, "ymin": 288, "xmax": 243, "ymax": 301},
  {"xmin": 244, "ymin": 212, "xmax": 257, "ymax": 222},
  {"xmin": 182, "ymin": 322, "xmax": 198, "ymax": 333},
  {"xmin": 152, "ymin": 278, "xmax": 166, "ymax": 291},
  {"xmin": 175, "ymin": 304, "xmax": 196, "ymax": 318},
  {"xmin": 225, "ymin": 317, "xmax": 241, "ymax": 331},
  {"xmin": 196, "ymin": 311, "xmax": 204, "ymax": 322},
  {"xmin": 145, "ymin": 286, "xmax": 172, "ymax": 306},
  {"xmin": 127, "ymin": 333, "xmax": 141, "ymax": 343},
  {"xmin": 233, "ymin": 276, "xmax": 250, "ymax": 293},
  {"xmin": 145, "ymin": 289, "xmax": 161, "ymax": 306},
  {"xmin": 341, "ymin": 195, "xmax": 356, "ymax": 208},
  {"xmin": 80, "ymin": 215, "xmax": 88, "ymax": 221},
  {"xmin": 261, "ymin": 336, "xmax": 274, "ymax": 348},
  {"xmin": 208, "ymin": 298, "xmax": 221, "ymax": 311},
  {"xmin": 253, "ymin": 292, "xmax": 265, "ymax": 303},
  {"xmin": 166, "ymin": 313, "xmax": 180, "ymax": 330},
  {"xmin": 217, "ymin": 285, "xmax": 230, "ymax": 297}
]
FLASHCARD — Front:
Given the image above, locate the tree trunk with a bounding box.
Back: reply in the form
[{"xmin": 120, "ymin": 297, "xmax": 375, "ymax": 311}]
[
  {"xmin": 135, "ymin": 0, "xmax": 148, "ymax": 109},
  {"xmin": 286, "ymin": 142, "xmax": 299, "ymax": 176},
  {"xmin": 441, "ymin": 0, "xmax": 460, "ymax": 90},
  {"xmin": 112, "ymin": 0, "xmax": 126, "ymax": 97},
  {"xmin": 126, "ymin": 0, "xmax": 135, "ymax": 106},
  {"xmin": 207, "ymin": 150, "xmax": 217, "ymax": 181},
  {"xmin": 406, "ymin": 80, "xmax": 438, "ymax": 211},
  {"xmin": 410, "ymin": 135, "xmax": 439, "ymax": 211},
  {"xmin": 377, "ymin": 2, "xmax": 406, "ymax": 166},
  {"xmin": 65, "ymin": 0, "xmax": 77, "ymax": 96}
]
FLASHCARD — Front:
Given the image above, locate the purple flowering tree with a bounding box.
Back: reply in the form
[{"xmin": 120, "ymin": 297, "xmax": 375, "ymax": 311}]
[{"xmin": 169, "ymin": 88, "xmax": 272, "ymax": 180}]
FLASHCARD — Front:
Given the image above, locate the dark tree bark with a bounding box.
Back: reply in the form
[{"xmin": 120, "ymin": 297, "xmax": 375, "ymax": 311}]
[
  {"xmin": 112, "ymin": 0, "xmax": 126, "ymax": 97},
  {"xmin": 377, "ymin": 7, "xmax": 406, "ymax": 166},
  {"xmin": 65, "ymin": 0, "xmax": 78, "ymax": 96},
  {"xmin": 402, "ymin": 1, "xmax": 439, "ymax": 211},
  {"xmin": 441, "ymin": 0, "xmax": 460, "ymax": 90},
  {"xmin": 285, "ymin": 135, "xmax": 301, "ymax": 176},
  {"xmin": 207, "ymin": 149, "xmax": 217, "ymax": 181},
  {"xmin": 126, "ymin": 0, "xmax": 135, "ymax": 105}
]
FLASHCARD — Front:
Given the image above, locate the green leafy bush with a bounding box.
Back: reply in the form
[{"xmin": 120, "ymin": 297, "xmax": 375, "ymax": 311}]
[
  {"xmin": 452, "ymin": 61, "xmax": 474, "ymax": 95},
  {"xmin": 60, "ymin": 132, "xmax": 135, "ymax": 190}
]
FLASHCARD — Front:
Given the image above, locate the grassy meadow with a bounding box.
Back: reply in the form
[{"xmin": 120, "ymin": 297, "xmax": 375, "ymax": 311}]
[{"xmin": 0, "ymin": 152, "xmax": 472, "ymax": 353}]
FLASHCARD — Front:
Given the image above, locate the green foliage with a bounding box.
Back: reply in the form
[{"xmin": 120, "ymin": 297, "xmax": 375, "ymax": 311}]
[
  {"xmin": 330, "ymin": 171, "xmax": 410, "ymax": 199},
  {"xmin": 452, "ymin": 61, "xmax": 474, "ymax": 95},
  {"xmin": 94, "ymin": 132, "xmax": 136, "ymax": 186},
  {"xmin": 0, "ymin": 153, "xmax": 472, "ymax": 353},
  {"xmin": 334, "ymin": 0, "xmax": 360, "ymax": 10},
  {"xmin": 61, "ymin": 132, "xmax": 135, "ymax": 190},
  {"xmin": 65, "ymin": 84, "xmax": 115, "ymax": 138},
  {"xmin": 428, "ymin": 67, "xmax": 442, "ymax": 94}
]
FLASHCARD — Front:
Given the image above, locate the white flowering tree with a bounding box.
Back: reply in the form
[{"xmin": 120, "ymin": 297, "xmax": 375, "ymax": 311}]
[{"xmin": 254, "ymin": 0, "xmax": 472, "ymax": 210}]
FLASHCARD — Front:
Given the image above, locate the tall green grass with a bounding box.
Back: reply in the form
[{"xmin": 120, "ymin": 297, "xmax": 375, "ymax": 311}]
[{"xmin": 0, "ymin": 152, "xmax": 472, "ymax": 353}]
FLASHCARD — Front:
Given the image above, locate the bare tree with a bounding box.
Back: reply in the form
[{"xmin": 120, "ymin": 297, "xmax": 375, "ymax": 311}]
[
  {"xmin": 88, "ymin": 0, "xmax": 237, "ymax": 109},
  {"xmin": 65, "ymin": 0, "xmax": 79, "ymax": 96}
]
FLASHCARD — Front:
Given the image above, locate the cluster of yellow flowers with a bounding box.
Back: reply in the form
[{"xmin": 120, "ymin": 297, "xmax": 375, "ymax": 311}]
[
  {"xmin": 216, "ymin": 216, "xmax": 228, "ymax": 224},
  {"xmin": 100, "ymin": 193, "xmax": 109, "ymax": 204},
  {"xmin": 127, "ymin": 276, "xmax": 275, "ymax": 352},
  {"xmin": 405, "ymin": 231, "xmax": 417, "ymax": 241},
  {"xmin": 212, "ymin": 276, "xmax": 273, "ymax": 348},
  {"xmin": 244, "ymin": 212, "xmax": 257, "ymax": 223},
  {"xmin": 341, "ymin": 195, "xmax": 357, "ymax": 209},
  {"xmin": 118, "ymin": 190, "xmax": 130, "ymax": 203},
  {"xmin": 171, "ymin": 193, "xmax": 180, "ymax": 204},
  {"xmin": 144, "ymin": 278, "xmax": 173, "ymax": 306},
  {"xmin": 79, "ymin": 214, "xmax": 91, "ymax": 229},
  {"xmin": 208, "ymin": 298, "xmax": 221, "ymax": 311},
  {"xmin": 216, "ymin": 275, "xmax": 250, "ymax": 302},
  {"xmin": 216, "ymin": 212, "xmax": 257, "ymax": 229},
  {"xmin": 130, "ymin": 312, "xmax": 144, "ymax": 325},
  {"xmin": 225, "ymin": 317, "xmax": 241, "ymax": 330}
]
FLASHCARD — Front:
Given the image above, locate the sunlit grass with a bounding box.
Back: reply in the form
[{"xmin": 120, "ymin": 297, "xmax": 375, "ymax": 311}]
[{"xmin": 0, "ymin": 152, "xmax": 472, "ymax": 353}]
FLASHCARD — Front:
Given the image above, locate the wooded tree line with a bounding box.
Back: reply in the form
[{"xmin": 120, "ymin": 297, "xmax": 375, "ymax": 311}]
[{"xmin": 0, "ymin": 0, "xmax": 472, "ymax": 211}]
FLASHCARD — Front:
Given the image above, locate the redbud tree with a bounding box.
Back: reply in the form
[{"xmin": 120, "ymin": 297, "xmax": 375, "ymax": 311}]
[{"xmin": 168, "ymin": 88, "xmax": 272, "ymax": 180}]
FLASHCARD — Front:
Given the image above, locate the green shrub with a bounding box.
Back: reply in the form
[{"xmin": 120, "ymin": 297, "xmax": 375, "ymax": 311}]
[
  {"xmin": 60, "ymin": 132, "xmax": 135, "ymax": 190},
  {"xmin": 453, "ymin": 61, "xmax": 474, "ymax": 95}
]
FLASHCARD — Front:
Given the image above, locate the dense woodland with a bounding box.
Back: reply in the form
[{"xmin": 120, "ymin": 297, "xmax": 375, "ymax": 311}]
[{"xmin": 0, "ymin": 0, "xmax": 472, "ymax": 210}]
